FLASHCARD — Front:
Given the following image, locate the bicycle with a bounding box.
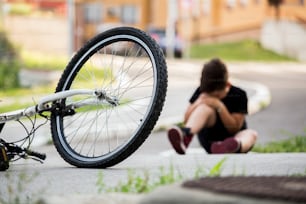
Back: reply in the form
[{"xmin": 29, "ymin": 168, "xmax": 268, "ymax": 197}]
[{"xmin": 0, "ymin": 27, "xmax": 168, "ymax": 171}]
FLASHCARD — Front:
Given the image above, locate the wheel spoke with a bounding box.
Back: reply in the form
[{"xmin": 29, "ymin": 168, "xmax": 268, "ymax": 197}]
[{"xmin": 51, "ymin": 27, "xmax": 167, "ymax": 167}]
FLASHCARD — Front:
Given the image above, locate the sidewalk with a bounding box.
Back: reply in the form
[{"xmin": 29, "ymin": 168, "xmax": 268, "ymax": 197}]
[
  {"xmin": 39, "ymin": 60, "xmax": 306, "ymax": 204},
  {"xmin": 41, "ymin": 153, "xmax": 306, "ymax": 204}
]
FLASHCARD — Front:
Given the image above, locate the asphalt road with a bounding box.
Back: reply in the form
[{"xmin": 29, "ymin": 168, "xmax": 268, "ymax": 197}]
[
  {"xmin": 228, "ymin": 62, "xmax": 306, "ymax": 143},
  {"xmin": 1, "ymin": 61, "xmax": 306, "ymax": 201}
]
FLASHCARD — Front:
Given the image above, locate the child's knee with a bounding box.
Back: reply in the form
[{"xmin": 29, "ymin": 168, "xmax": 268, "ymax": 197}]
[
  {"xmin": 249, "ymin": 129, "xmax": 258, "ymax": 142},
  {"xmin": 197, "ymin": 104, "xmax": 215, "ymax": 116},
  {"xmin": 236, "ymin": 129, "xmax": 258, "ymax": 142},
  {"xmin": 197, "ymin": 104, "xmax": 216, "ymax": 127}
]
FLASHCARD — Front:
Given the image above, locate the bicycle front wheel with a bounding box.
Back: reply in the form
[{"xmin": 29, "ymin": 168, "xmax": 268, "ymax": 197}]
[{"xmin": 50, "ymin": 27, "xmax": 167, "ymax": 168}]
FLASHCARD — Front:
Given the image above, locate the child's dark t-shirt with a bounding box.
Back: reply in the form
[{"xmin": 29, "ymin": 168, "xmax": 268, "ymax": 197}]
[{"xmin": 189, "ymin": 85, "xmax": 248, "ymax": 151}]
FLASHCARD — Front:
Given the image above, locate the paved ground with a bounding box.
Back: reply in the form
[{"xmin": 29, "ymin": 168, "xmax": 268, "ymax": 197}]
[
  {"xmin": 1, "ymin": 60, "xmax": 306, "ymax": 204},
  {"xmin": 228, "ymin": 61, "xmax": 306, "ymax": 144}
]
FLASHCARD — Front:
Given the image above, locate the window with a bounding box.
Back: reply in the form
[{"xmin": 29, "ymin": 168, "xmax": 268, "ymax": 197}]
[
  {"xmin": 84, "ymin": 3, "xmax": 103, "ymax": 23},
  {"xmin": 107, "ymin": 6, "xmax": 120, "ymax": 18},
  {"xmin": 226, "ymin": 0, "xmax": 236, "ymax": 9},
  {"xmin": 240, "ymin": 0, "xmax": 248, "ymax": 6},
  {"xmin": 121, "ymin": 5, "xmax": 139, "ymax": 24},
  {"xmin": 202, "ymin": 0, "xmax": 211, "ymax": 15}
]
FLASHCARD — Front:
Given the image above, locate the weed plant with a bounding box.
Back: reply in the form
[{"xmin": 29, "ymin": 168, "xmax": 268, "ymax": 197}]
[
  {"xmin": 253, "ymin": 136, "xmax": 306, "ymax": 153},
  {"xmin": 0, "ymin": 169, "xmax": 42, "ymax": 204},
  {"xmin": 96, "ymin": 157, "xmax": 227, "ymax": 194}
]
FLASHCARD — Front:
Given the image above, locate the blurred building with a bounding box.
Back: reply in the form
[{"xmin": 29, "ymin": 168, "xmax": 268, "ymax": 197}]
[
  {"xmin": 73, "ymin": 0, "xmax": 166, "ymax": 49},
  {"xmin": 178, "ymin": 0, "xmax": 267, "ymax": 41},
  {"xmin": 73, "ymin": 0, "xmax": 306, "ymax": 50},
  {"xmin": 5, "ymin": 0, "xmax": 306, "ymax": 51}
]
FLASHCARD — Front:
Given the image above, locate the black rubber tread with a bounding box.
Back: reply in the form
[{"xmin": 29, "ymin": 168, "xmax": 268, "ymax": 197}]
[{"xmin": 50, "ymin": 27, "xmax": 167, "ymax": 168}]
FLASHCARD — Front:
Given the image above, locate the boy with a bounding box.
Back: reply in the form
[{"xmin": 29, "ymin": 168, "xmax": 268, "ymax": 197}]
[{"xmin": 168, "ymin": 58, "xmax": 257, "ymax": 154}]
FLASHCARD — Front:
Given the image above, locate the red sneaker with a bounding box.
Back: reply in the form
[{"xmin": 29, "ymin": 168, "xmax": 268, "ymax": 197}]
[
  {"xmin": 167, "ymin": 126, "xmax": 193, "ymax": 155},
  {"xmin": 211, "ymin": 137, "xmax": 240, "ymax": 154}
]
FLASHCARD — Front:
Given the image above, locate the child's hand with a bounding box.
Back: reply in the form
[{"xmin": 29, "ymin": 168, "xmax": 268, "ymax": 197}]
[{"xmin": 198, "ymin": 94, "xmax": 223, "ymax": 110}]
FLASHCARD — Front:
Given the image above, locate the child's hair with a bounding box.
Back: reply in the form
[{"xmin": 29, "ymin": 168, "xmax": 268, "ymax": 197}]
[{"xmin": 200, "ymin": 58, "xmax": 228, "ymax": 93}]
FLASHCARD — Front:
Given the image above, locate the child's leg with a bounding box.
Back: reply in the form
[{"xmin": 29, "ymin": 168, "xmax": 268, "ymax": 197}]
[
  {"xmin": 185, "ymin": 104, "xmax": 217, "ymax": 135},
  {"xmin": 168, "ymin": 104, "xmax": 217, "ymax": 154},
  {"xmin": 234, "ymin": 129, "xmax": 258, "ymax": 153}
]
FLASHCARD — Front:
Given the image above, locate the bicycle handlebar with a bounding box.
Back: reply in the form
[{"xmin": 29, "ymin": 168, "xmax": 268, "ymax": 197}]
[
  {"xmin": 26, "ymin": 149, "xmax": 46, "ymax": 161},
  {"xmin": 1, "ymin": 139, "xmax": 46, "ymax": 162}
]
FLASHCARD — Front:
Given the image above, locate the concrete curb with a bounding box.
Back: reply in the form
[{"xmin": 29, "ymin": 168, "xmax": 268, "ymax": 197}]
[
  {"xmin": 139, "ymin": 183, "xmax": 298, "ymax": 204},
  {"xmin": 40, "ymin": 193, "xmax": 143, "ymax": 204},
  {"xmin": 40, "ymin": 181, "xmax": 300, "ymax": 204}
]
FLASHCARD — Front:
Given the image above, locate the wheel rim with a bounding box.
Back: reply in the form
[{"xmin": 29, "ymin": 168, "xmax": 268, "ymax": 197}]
[{"xmin": 55, "ymin": 34, "xmax": 158, "ymax": 163}]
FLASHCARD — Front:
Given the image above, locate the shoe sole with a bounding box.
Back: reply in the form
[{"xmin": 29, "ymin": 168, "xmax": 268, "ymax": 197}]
[
  {"xmin": 211, "ymin": 137, "xmax": 239, "ymax": 154},
  {"xmin": 167, "ymin": 127, "xmax": 186, "ymax": 155}
]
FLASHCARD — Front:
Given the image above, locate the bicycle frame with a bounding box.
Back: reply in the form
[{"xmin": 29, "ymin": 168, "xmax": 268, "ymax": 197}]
[
  {"xmin": 0, "ymin": 89, "xmax": 119, "ymax": 124},
  {"xmin": 0, "ymin": 26, "xmax": 169, "ymax": 171}
]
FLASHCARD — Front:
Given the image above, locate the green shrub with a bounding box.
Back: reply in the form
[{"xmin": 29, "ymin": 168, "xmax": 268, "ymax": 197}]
[{"xmin": 0, "ymin": 31, "xmax": 20, "ymax": 89}]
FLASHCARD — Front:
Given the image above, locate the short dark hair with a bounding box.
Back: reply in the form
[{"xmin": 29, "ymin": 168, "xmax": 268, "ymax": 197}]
[{"xmin": 199, "ymin": 58, "xmax": 228, "ymax": 93}]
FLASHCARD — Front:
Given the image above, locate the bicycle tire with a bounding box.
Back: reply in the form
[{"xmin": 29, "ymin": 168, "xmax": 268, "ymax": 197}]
[{"xmin": 50, "ymin": 27, "xmax": 167, "ymax": 168}]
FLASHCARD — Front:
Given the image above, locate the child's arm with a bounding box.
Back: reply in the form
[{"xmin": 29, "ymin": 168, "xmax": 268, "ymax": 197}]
[
  {"xmin": 200, "ymin": 95, "xmax": 245, "ymax": 134},
  {"xmin": 216, "ymin": 102, "xmax": 245, "ymax": 134}
]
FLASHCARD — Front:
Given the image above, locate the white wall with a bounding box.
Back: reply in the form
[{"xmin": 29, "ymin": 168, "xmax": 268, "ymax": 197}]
[
  {"xmin": 4, "ymin": 16, "xmax": 68, "ymax": 55},
  {"xmin": 260, "ymin": 20, "xmax": 306, "ymax": 62}
]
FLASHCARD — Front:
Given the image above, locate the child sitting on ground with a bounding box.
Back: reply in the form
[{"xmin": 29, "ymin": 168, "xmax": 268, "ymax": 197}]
[{"xmin": 167, "ymin": 58, "xmax": 257, "ymax": 154}]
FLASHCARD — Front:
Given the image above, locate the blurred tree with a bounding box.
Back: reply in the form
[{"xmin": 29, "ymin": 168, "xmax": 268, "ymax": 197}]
[
  {"xmin": 268, "ymin": 0, "xmax": 283, "ymax": 20},
  {"xmin": 0, "ymin": 31, "xmax": 20, "ymax": 89}
]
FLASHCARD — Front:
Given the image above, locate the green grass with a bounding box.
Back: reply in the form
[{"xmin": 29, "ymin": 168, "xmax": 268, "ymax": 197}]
[
  {"xmin": 0, "ymin": 85, "xmax": 55, "ymax": 113},
  {"xmin": 253, "ymin": 135, "xmax": 306, "ymax": 153},
  {"xmin": 0, "ymin": 84, "xmax": 55, "ymax": 98},
  {"xmin": 190, "ymin": 40, "xmax": 295, "ymax": 61},
  {"xmin": 21, "ymin": 51, "xmax": 68, "ymax": 71}
]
